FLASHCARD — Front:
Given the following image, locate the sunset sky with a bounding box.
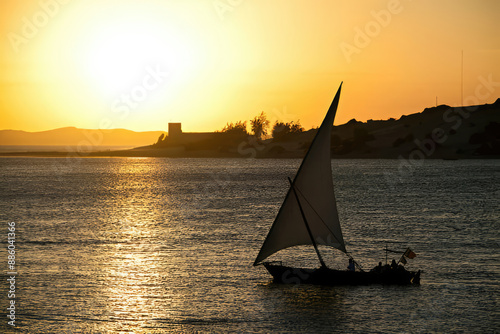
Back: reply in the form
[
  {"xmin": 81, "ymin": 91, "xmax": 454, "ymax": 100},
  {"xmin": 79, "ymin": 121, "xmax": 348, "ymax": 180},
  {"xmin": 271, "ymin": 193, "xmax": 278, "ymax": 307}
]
[{"xmin": 1, "ymin": 0, "xmax": 499, "ymax": 133}]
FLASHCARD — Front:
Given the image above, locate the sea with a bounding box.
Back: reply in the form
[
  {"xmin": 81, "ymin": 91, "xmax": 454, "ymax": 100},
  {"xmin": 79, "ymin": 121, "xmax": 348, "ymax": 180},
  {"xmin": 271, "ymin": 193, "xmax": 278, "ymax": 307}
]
[{"xmin": 0, "ymin": 157, "xmax": 498, "ymax": 333}]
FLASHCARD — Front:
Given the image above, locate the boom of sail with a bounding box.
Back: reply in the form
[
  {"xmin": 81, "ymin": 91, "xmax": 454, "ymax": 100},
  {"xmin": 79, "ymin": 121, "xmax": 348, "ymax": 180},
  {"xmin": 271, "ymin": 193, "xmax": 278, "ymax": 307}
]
[{"xmin": 254, "ymin": 83, "xmax": 346, "ymax": 266}]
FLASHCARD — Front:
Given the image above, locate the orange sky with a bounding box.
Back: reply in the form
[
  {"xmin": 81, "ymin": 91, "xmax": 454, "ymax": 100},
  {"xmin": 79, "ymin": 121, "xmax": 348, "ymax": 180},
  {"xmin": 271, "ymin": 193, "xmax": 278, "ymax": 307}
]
[{"xmin": 1, "ymin": 0, "xmax": 499, "ymax": 133}]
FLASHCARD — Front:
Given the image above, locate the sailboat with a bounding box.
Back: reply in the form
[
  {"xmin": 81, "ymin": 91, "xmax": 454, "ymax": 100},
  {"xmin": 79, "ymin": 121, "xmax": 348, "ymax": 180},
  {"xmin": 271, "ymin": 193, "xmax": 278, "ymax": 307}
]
[{"xmin": 253, "ymin": 83, "xmax": 421, "ymax": 285}]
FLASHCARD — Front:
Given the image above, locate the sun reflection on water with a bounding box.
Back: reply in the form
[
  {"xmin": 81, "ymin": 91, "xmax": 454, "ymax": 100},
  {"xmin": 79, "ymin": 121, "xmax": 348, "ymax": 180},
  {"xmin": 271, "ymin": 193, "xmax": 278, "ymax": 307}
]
[
  {"xmin": 1, "ymin": 158, "xmax": 497, "ymax": 332},
  {"xmin": 86, "ymin": 159, "xmax": 178, "ymax": 331},
  {"xmin": 103, "ymin": 242, "xmax": 163, "ymax": 330}
]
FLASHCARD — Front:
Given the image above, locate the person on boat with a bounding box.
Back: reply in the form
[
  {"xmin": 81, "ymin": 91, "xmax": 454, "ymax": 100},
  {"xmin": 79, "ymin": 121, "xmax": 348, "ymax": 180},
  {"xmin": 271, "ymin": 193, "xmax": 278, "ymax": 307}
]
[
  {"xmin": 348, "ymin": 258, "xmax": 355, "ymax": 272},
  {"xmin": 371, "ymin": 262, "xmax": 383, "ymax": 273},
  {"xmin": 391, "ymin": 259, "xmax": 397, "ymax": 270}
]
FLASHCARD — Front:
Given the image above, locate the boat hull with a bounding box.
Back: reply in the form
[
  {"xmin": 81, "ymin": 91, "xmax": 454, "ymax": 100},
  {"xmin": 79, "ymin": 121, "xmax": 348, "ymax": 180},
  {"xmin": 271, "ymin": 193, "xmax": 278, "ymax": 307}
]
[{"xmin": 263, "ymin": 263, "xmax": 420, "ymax": 286}]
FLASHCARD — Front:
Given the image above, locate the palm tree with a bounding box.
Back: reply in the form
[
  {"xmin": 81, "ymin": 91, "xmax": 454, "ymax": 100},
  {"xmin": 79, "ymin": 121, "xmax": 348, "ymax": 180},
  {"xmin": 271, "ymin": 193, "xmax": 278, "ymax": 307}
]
[{"xmin": 250, "ymin": 112, "xmax": 269, "ymax": 140}]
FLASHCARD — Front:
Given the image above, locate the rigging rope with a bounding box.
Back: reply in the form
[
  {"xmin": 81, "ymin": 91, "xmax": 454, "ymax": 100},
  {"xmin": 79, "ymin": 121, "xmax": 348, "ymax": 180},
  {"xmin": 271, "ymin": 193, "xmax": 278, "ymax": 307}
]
[{"xmin": 294, "ymin": 184, "xmax": 365, "ymax": 271}]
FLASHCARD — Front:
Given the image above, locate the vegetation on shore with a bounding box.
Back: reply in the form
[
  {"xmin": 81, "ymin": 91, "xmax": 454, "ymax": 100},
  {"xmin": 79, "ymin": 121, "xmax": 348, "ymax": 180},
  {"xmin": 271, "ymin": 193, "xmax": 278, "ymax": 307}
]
[
  {"xmin": 1, "ymin": 99, "xmax": 498, "ymax": 159},
  {"xmin": 148, "ymin": 99, "xmax": 500, "ymax": 159}
]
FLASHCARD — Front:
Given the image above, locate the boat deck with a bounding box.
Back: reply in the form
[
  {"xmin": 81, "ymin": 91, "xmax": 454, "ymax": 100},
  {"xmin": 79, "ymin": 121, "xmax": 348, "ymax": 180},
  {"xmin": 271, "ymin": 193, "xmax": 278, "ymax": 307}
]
[{"xmin": 263, "ymin": 263, "xmax": 421, "ymax": 286}]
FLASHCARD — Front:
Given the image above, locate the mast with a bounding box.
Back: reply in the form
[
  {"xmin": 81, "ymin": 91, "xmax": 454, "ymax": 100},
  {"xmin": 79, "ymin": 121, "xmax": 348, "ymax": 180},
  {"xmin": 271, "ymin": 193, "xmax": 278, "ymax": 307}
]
[
  {"xmin": 288, "ymin": 177, "xmax": 327, "ymax": 268},
  {"xmin": 253, "ymin": 83, "xmax": 345, "ymax": 266}
]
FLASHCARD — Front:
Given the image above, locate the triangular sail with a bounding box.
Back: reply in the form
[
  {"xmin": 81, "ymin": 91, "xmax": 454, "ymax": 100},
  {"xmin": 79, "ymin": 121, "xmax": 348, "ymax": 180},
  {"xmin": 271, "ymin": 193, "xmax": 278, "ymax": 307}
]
[{"xmin": 254, "ymin": 83, "xmax": 346, "ymax": 265}]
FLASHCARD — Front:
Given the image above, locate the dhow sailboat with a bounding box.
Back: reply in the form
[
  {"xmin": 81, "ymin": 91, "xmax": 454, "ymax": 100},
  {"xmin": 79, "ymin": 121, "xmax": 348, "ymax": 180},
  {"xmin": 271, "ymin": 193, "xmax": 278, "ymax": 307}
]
[{"xmin": 253, "ymin": 83, "xmax": 421, "ymax": 285}]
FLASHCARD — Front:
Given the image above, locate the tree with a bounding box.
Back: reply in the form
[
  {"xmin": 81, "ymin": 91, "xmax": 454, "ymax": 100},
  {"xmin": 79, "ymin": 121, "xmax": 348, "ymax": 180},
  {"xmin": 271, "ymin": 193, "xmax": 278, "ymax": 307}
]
[
  {"xmin": 272, "ymin": 121, "xmax": 289, "ymax": 140},
  {"xmin": 250, "ymin": 112, "xmax": 269, "ymax": 140},
  {"xmin": 289, "ymin": 121, "xmax": 304, "ymax": 134},
  {"xmin": 155, "ymin": 133, "xmax": 165, "ymax": 145},
  {"xmin": 272, "ymin": 120, "xmax": 304, "ymax": 141},
  {"xmin": 220, "ymin": 121, "xmax": 248, "ymax": 136}
]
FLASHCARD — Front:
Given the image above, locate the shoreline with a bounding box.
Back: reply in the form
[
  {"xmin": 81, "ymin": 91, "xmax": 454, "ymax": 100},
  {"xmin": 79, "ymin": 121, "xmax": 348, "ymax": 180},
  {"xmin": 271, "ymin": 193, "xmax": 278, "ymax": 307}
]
[
  {"xmin": 2, "ymin": 99, "xmax": 498, "ymax": 160},
  {"xmin": 1, "ymin": 149, "xmax": 498, "ymax": 159}
]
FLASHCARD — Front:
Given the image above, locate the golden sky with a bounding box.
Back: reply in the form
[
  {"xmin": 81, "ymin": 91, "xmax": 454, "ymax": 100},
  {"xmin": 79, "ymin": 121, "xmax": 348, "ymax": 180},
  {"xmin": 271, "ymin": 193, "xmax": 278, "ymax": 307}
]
[{"xmin": 1, "ymin": 0, "xmax": 499, "ymax": 133}]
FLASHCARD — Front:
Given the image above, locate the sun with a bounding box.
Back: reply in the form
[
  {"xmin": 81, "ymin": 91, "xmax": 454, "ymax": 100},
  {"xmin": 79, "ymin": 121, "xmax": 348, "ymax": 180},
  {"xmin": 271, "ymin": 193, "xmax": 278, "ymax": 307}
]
[
  {"xmin": 30, "ymin": 2, "xmax": 221, "ymax": 131},
  {"xmin": 81, "ymin": 20, "xmax": 197, "ymax": 96}
]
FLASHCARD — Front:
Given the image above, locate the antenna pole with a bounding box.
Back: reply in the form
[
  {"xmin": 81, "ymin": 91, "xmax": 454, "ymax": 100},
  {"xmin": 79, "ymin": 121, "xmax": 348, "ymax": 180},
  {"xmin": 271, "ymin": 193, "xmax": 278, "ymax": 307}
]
[
  {"xmin": 461, "ymin": 50, "xmax": 464, "ymax": 106},
  {"xmin": 288, "ymin": 177, "xmax": 327, "ymax": 268}
]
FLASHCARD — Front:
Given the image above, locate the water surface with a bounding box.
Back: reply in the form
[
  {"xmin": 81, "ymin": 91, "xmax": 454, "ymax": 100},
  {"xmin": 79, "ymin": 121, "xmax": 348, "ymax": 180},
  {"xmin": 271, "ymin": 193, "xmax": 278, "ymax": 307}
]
[{"xmin": 0, "ymin": 158, "xmax": 498, "ymax": 333}]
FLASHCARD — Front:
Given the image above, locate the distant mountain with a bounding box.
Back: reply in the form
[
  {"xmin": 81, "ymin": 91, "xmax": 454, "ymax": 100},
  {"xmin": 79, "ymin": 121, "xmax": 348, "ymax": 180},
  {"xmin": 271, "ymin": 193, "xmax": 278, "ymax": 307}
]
[
  {"xmin": 0, "ymin": 127, "xmax": 163, "ymax": 148},
  {"xmin": 2, "ymin": 98, "xmax": 499, "ymax": 158}
]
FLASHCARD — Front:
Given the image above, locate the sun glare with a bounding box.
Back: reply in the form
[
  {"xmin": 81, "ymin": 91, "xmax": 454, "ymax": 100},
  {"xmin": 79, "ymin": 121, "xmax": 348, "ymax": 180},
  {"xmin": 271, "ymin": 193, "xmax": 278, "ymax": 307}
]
[
  {"xmin": 81, "ymin": 21, "xmax": 198, "ymax": 96},
  {"xmin": 32, "ymin": 2, "xmax": 218, "ymax": 130}
]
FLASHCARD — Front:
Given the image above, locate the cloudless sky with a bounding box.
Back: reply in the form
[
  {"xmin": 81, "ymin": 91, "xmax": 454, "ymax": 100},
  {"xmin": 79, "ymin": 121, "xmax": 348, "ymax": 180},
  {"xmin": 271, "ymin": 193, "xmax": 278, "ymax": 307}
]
[{"xmin": 1, "ymin": 0, "xmax": 499, "ymax": 133}]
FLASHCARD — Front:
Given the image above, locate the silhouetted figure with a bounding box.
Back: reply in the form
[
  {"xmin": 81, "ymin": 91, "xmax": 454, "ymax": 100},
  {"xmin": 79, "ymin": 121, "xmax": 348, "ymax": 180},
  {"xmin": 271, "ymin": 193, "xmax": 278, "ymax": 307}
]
[
  {"xmin": 371, "ymin": 262, "xmax": 383, "ymax": 273},
  {"xmin": 348, "ymin": 258, "xmax": 355, "ymax": 272},
  {"xmin": 391, "ymin": 259, "xmax": 397, "ymax": 270}
]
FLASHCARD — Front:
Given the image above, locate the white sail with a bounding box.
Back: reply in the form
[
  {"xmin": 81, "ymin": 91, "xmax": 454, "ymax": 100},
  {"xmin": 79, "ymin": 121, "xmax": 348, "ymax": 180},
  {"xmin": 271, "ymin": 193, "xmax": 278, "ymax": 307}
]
[{"xmin": 254, "ymin": 83, "xmax": 346, "ymax": 265}]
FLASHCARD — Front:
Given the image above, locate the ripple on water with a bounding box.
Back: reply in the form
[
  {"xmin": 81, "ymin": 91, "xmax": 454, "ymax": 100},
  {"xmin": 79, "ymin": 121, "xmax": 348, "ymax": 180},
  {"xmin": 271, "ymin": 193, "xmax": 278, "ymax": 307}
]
[{"xmin": 0, "ymin": 157, "xmax": 498, "ymax": 333}]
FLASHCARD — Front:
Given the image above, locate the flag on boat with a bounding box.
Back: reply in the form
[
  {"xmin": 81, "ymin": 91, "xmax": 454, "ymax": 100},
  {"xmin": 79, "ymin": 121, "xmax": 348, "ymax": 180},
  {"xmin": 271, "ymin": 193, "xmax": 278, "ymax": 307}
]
[
  {"xmin": 404, "ymin": 248, "xmax": 417, "ymax": 259},
  {"xmin": 399, "ymin": 256, "xmax": 407, "ymax": 265}
]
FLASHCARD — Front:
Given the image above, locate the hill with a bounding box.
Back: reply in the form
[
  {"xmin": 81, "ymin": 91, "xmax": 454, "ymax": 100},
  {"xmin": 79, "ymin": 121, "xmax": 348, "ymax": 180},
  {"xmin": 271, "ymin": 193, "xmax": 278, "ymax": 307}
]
[
  {"xmin": 1, "ymin": 99, "xmax": 499, "ymax": 158},
  {"xmin": 101, "ymin": 98, "xmax": 500, "ymax": 159},
  {"xmin": 321, "ymin": 98, "xmax": 500, "ymax": 158},
  {"xmin": 0, "ymin": 127, "xmax": 163, "ymax": 149}
]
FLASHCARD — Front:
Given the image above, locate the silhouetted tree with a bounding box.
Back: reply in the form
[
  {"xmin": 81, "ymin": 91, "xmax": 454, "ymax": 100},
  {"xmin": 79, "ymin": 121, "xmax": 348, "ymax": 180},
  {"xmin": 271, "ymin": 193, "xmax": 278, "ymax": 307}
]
[
  {"xmin": 155, "ymin": 133, "xmax": 165, "ymax": 145},
  {"xmin": 210, "ymin": 121, "xmax": 249, "ymax": 151},
  {"xmin": 250, "ymin": 112, "xmax": 269, "ymax": 140},
  {"xmin": 272, "ymin": 120, "xmax": 304, "ymax": 141},
  {"xmin": 220, "ymin": 121, "xmax": 248, "ymax": 136},
  {"xmin": 272, "ymin": 121, "xmax": 287, "ymax": 137},
  {"xmin": 289, "ymin": 121, "xmax": 304, "ymax": 134}
]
